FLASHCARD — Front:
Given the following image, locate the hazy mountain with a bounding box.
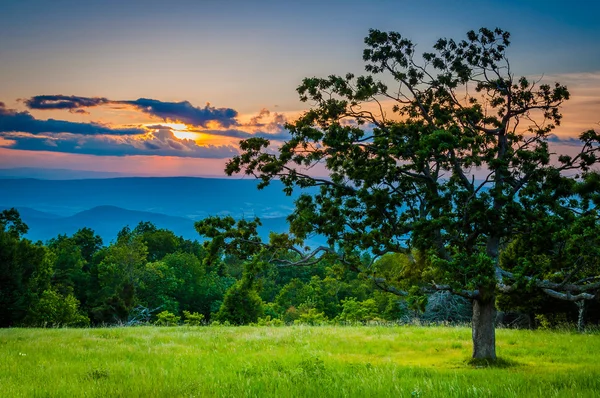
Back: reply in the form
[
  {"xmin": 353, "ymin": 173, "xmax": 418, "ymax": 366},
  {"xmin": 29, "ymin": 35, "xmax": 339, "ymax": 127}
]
[
  {"xmin": 0, "ymin": 177, "xmax": 310, "ymax": 218},
  {"xmin": 0, "ymin": 206, "xmax": 62, "ymax": 219},
  {"xmin": 0, "ymin": 177, "xmax": 323, "ymax": 245},
  {"xmin": 1, "ymin": 205, "xmax": 293, "ymax": 244},
  {"xmin": 0, "ymin": 167, "xmax": 131, "ymax": 180}
]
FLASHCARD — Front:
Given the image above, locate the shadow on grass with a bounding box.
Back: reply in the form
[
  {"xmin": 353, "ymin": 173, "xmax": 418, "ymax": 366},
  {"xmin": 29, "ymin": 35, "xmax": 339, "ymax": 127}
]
[{"xmin": 466, "ymin": 357, "xmax": 521, "ymax": 369}]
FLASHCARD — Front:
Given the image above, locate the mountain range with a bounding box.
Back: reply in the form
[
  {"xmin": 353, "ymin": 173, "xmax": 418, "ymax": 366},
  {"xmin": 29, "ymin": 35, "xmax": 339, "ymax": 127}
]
[{"xmin": 0, "ymin": 176, "xmax": 320, "ymax": 245}]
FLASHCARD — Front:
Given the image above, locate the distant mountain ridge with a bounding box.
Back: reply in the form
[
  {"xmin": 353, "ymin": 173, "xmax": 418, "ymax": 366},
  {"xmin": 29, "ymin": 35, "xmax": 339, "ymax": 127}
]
[
  {"xmin": 0, "ymin": 177, "xmax": 321, "ymax": 244},
  {"xmin": 0, "ymin": 176, "xmax": 310, "ymax": 218},
  {"xmin": 0, "ymin": 167, "xmax": 131, "ymax": 180},
  {"xmin": 1, "ymin": 205, "xmax": 292, "ymax": 244},
  {"xmin": 0, "ymin": 167, "xmax": 231, "ymax": 180}
]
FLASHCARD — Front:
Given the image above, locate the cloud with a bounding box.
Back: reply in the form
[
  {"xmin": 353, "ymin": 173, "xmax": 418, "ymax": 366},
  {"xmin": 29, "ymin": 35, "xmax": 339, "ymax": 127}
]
[
  {"xmin": 249, "ymin": 108, "xmax": 271, "ymax": 125},
  {"xmin": 24, "ymin": 95, "xmax": 239, "ymax": 128},
  {"xmin": 122, "ymin": 98, "xmax": 239, "ymax": 128},
  {"xmin": 547, "ymin": 134, "xmax": 590, "ymax": 146},
  {"xmin": 1, "ymin": 128, "xmax": 239, "ymax": 158},
  {"xmin": 0, "ymin": 102, "xmax": 144, "ymax": 136},
  {"xmin": 23, "ymin": 95, "xmax": 110, "ymax": 111},
  {"xmin": 3, "ymin": 95, "xmax": 296, "ymax": 158}
]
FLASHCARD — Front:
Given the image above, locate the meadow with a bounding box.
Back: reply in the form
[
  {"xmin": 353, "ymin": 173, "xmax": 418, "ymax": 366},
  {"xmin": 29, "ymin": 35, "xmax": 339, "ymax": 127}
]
[{"xmin": 1, "ymin": 325, "xmax": 599, "ymax": 397}]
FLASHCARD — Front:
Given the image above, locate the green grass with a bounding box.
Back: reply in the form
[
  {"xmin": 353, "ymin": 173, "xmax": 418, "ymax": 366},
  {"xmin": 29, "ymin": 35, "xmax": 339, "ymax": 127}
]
[{"xmin": 1, "ymin": 326, "xmax": 599, "ymax": 397}]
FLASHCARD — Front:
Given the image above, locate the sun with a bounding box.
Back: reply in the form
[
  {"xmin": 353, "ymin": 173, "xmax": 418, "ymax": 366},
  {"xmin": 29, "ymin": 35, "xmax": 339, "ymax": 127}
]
[{"xmin": 171, "ymin": 130, "xmax": 201, "ymax": 141}]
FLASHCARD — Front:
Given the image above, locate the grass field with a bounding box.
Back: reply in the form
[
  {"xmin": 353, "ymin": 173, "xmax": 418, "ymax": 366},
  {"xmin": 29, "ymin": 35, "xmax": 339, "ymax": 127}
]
[{"xmin": 1, "ymin": 325, "xmax": 599, "ymax": 397}]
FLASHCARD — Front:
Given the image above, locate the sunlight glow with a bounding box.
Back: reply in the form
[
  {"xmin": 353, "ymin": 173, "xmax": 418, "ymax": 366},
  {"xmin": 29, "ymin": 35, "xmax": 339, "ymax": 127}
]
[
  {"xmin": 145, "ymin": 123, "xmax": 201, "ymax": 141},
  {"xmin": 172, "ymin": 130, "xmax": 201, "ymax": 141}
]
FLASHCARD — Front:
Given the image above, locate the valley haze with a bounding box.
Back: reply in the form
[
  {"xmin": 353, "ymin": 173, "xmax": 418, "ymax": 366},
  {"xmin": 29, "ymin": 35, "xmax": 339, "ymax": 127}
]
[{"xmin": 0, "ymin": 175, "xmax": 318, "ymax": 244}]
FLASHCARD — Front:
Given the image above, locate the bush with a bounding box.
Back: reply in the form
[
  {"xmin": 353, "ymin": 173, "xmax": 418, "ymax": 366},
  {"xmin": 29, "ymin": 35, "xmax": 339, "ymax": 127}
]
[
  {"xmin": 25, "ymin": 289, "xmax": 89, "ymax": 327},
  {"xmin": 283, "ymin": 306, "xmax": 300, "ymax": 324},
  {"xmin": 183, "ymin": 311, "xmax": 204, "ymax": 326},
  {"xmin": 337, "ymin": 297, "xmax": 378, "ymax": 323},
  {"xmin": 215, "ymin": 281, "xmax": 264, "ymax": 325},
  {"xmin": 294, "ymin": 302, "xmax": 328, "ymax": 325},
  {"xmin": 255, "ymin": 316, "xmax": 285, "ymax": 326},
  {"xmin": 154, "ymin": 310, "xmax": 180, "ymax": 326}
]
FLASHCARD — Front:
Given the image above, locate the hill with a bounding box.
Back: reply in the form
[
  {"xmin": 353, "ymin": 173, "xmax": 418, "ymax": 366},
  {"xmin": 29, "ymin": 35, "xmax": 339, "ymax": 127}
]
[
  {"xmin": 1, "ymin": 205, "xmax": 292, "ymax": 244},
  {"xmin": 0, "ymin": 177, "xmax": 309, "ymax": 219}
]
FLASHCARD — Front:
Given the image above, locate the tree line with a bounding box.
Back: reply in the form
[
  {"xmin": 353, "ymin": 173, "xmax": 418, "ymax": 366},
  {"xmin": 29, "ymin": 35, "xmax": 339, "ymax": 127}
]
[{"xmin": 1, "ymin": 210, "xmax": 597, "ymax": 329}]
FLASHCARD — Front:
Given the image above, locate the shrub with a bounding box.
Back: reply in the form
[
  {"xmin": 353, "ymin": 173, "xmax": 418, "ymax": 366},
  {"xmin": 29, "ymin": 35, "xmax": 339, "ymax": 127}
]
[
  {"xmin": 283, "ymin": 306, "xmax": 300, "ymax": 324},
  {"xmin": 215, "ymin": 281, "xmax": 264, "ymax": 325},
  {"xmin": 337, "ymin": 297, "xmax": 378, "ymax": 323},
  {"xmin": 294, "ymin": 302, "xmax": 328, "ymax": 325},
  {"xmin": 25, "ymin": 289, "xmax": 89, "ymax": 327},
  {"xmin": 255, "ymin": 316, "xmax": 285, "ymax": 326},
  {"xmin": 183, "ymin": 311, "xmax": 204, "ymax": 326},
  {"xmin": 154, "ymin": 310, "xmax": 180, "ymax": 326}
]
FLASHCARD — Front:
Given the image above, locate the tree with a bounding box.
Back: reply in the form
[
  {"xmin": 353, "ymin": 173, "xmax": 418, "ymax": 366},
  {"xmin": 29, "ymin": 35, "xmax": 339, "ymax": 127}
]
[
  {"xmin": 47, "ymin": 235, "xmax": 88, "ymax": 298},
  {"xmin": 71, "ymin": 227, "xmax": 103, "ymax": 267},
  {"xmin": 0, "ymin": 209, "xmax": 50, "ymax": 326},
  {"xmin": 216, "ymin": 280, "xmax": 264, "ymax": 325},
  {"xmin": 217, "ymin": 28, "xmax": 600, "ymax": 359},
  {"xmin": 25, "ymin": 289, "xmax": 89, "ymax": 327},
  {"xmin": 132, "ymin": 221, "xmax": 180, "ymax": 262},
  {"xmin": 91, "ymin": 236, "xmax": 148, "ymax": 322},
  {"xmin": 499, "ymin": 210, "xmax": 600, "ymax": 331}
]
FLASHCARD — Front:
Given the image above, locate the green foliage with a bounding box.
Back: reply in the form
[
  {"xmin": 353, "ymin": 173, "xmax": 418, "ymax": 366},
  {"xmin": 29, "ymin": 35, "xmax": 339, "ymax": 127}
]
[
  {"xmin": 138, "ymin": 261, "xmax": 181, "ymax": 314},
  {"xmin": 154, "ymin": 310, "xmax": 180, "ymax": 326},
  {"xmin": 283, "ymin": 306, "xmax": 300, "ymax": 324},
  {"xmin": 91, "ymin": 237, "xmax": 148, "ymax": 323},
  {"xmin": 71, "ymin": 227, "xmax": 103, "ymax": 266},
  {"xmin": 337, "ymin": 297, "xmax": 378, "ymax": 323},
  {"xmin": 254, "ymin": 316, "xmax": 285, "ymax": 326},
  {"xmin": 216, "ymin": 281, "xmax": 264, "ymax": 325},
  {"xmin": 183, "ymin": 311, "xmax": 204, "ymax": 326},
  {"xmin": 406, "ymin": 286, "xmax": 428, "ymax": 315},
  {"xmin": 534, "ymin": 313, "xmax": 571, "ymax": 330},
  {"xmin": 223, "ymin": 26, "xmax": 599, "ymax": 296},
  {"xmin": 47, "ymin": 235, "xmax": 89, "ymax": 300},
  {"xmin": 0, "ymin": 209, "xmax": 51, "ymax": 327},
  {"xmin": 132, "ymin": 222, "xmax": 180, "ymax": 262},
  {"xmin": 294, "ymin": 302, "xmax": 328, "ymax": 325},
  {"xmin": 25, "ymin": 289, "xmax": 89, "ymax": 327}
]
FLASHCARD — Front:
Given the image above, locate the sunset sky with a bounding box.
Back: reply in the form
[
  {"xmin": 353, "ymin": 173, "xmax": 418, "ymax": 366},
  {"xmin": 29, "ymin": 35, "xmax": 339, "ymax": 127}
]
[{"xmin": 1, "ymin": 0, "xmax": 599, "ymax": 177}]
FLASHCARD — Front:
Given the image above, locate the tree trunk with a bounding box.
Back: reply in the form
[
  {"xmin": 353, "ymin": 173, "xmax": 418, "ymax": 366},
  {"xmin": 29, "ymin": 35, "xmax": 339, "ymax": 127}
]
[
  {"xmin": 472, "ymin": 298, "xmax": 497, "ymax": 359},
  {"xmin": 576, "ymin": 300, "xmax": 586, "ymax": 333}
]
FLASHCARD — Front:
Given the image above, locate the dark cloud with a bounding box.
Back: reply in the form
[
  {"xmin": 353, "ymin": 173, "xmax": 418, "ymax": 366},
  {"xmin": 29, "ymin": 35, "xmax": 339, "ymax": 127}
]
[
  {"xmin": 0, "ymin": 103, "xmax": 144, "ymax": 135},
  {"xmin": 23, "ymin": 95, "xmax": 110, "ymax": 111},
  {"xmin": 122, "ymin": 98, "xmax": 239, "ymax": 128},
  {"xmin": 249, "ymin": 108, "xmax": 271, "ymax": 125},
  {"xmin": 547, "ymin": 134, "xmax": 586, "ymax": 146},
  {"xmin": 24, "ymin": 94, "xmax": 239, "ymax": 128}
]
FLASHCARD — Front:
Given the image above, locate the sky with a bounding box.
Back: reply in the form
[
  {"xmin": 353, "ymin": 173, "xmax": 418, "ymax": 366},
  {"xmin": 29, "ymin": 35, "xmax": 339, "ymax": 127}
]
[{"xmin": 0, "ymin": 0, "xmax": 599, "ymax": 177}]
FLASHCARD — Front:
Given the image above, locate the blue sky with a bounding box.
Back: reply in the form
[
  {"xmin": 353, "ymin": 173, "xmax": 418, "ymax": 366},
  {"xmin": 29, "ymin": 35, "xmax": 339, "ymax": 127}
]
[{"xmin": 0, "ymin": 0, "xmax": 598, "ymax": 176}]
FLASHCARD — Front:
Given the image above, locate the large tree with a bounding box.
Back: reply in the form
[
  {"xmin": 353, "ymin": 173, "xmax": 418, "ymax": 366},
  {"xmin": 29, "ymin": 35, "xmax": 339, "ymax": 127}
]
[{"xmin": 206, "ymin": 28, "xmax": 600, "ymax": 359}]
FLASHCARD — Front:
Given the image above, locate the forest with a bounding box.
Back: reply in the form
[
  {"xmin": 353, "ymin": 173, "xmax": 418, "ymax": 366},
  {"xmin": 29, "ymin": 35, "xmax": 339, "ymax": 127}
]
[{"xmin": 1, "ymin": 209, "xmax": 597, "ymax": 330}]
